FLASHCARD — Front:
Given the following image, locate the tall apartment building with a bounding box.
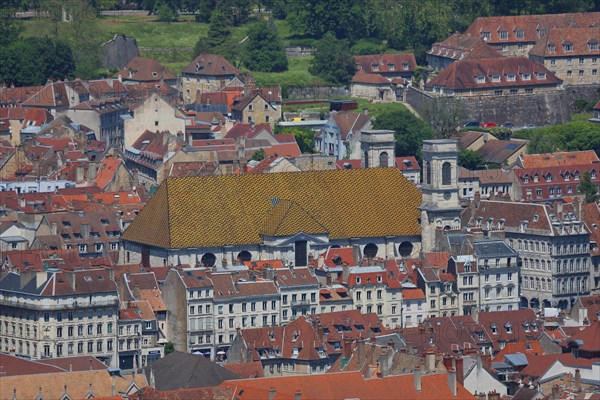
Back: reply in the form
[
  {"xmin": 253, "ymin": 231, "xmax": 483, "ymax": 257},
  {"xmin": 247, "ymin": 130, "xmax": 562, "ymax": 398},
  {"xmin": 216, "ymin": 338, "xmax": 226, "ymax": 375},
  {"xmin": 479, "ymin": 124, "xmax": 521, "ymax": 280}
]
[{"xmin": 0, "ymin": 269, "xmax": 119, "ymax": 367}]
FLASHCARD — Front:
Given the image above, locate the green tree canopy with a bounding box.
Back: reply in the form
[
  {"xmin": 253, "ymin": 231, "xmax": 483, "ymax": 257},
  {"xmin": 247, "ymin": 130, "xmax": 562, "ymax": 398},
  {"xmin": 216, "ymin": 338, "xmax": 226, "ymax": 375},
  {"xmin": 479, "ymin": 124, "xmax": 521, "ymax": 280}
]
[
  {"xmin": 194, "ymin": 6, "xmax": 241, "ymax": 65},
  {"xmin": 309, "ymin": 32, "xmax": 355, "ymax": 84},
  {"xmin": 0, "ymin": 37, "xmax": 75, "ymax": 86},
  {"xmin": 372, "ymin": 108, "xmax": 434, "ymax": 163},
  {"xmin": 458, "ymin": 148, "xmax": 486, "ymax": 170},
  {"xmin": 244, "ymin": 19, "xmax": 288, "ymax": 73},
  {"xmin": 276, "ymin": 127, "xmax": 315, "ymax": 154},
  {"xmin": 514, "ymin": 121, "xmax": 600, "ymax": 155},
  {"xmin": 251, "ymin": 148, "xmax": 267, "ymax": 161},
  {"xmin": 579, "ymin": 172, "xmax": 599, "ymax": 203},
  {"xmin": 422, "ymin": 97, "xmax": 466, "ymax": 139},
  {"xmin": 164, "ymin": 341, "xmax": 175, "ymax": 355}
]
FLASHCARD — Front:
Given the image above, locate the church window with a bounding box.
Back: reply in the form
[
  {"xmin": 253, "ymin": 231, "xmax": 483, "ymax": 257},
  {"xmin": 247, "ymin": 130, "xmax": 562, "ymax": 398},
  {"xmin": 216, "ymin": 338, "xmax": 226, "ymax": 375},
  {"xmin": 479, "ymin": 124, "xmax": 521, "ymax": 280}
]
[
  {"xmin": 379, "ymin": 152, "xmax": 389, "ymax": 168},
  {"xmin": 442, "ymin": 162, "xmax": 451, "ymax": 185}
]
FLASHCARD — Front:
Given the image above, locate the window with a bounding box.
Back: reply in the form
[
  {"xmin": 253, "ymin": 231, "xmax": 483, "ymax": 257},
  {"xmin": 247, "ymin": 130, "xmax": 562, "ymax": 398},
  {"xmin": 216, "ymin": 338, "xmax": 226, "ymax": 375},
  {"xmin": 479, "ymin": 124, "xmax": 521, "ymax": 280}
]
[
  {"xmin": 590, "ymin": 42, "xmax": 599, "ymax": 51},
  {"xmin": 521, "ymin": 73, "xmax": 531, "ymax": 80},
  {"xmin": 402, "ymin": 63, "xmax": 409, "ymax": 71},
  {"xmin": 248, "ymin": 104, "xmax": 253, "ymax": 111},
  {"xmin": 579, "ymin": 70, "xmax": 584, "ymax": 77},
  {"xmin": 525, "ymin": 88, "xmax": 533, "ymax": 94},
  {"xmin": 499, "ymin": 30, "xmax": 508, "ymax": 40},
  {"xmin": 491, "ymin": 75, "xmax": 500, "ymax": 82},
  {"xmin": 481, "ymin": 32, "xmax": 491, "ymax": 40},
  {"xmin": 442, "ymin": 162, "xmax": 451, "ymax": 185},
  {"xmin": 567, "ymin": 58, "xmax": 573, "ymax": 65},
  {"xmin": 550, "ymin": 59, "xmax": 556, "ymax": 66},
  {"xmin": 593, "ymin": 69, "xmax": 598, "ymax": 76},
  {"xmin": 579, "ymin": 57, "xmax": 585, "ymax": 64},
  {"xmin": 547, "ymin": 43, "xmax": 556, "ymax": 53},
  {"xmin": 506, "ymin": 74, "xmax": 516, "ymax": 81},
  {"xmin": 564, "ymin": 43, "xmax": 573, "ymax": 52},
  {"xmin": 476, "ymin": 76, "xmax": 485, "ymax": 84},
  {"xmin": 515, "ymin": 29, "xmax": 524, "ymax": 39}
]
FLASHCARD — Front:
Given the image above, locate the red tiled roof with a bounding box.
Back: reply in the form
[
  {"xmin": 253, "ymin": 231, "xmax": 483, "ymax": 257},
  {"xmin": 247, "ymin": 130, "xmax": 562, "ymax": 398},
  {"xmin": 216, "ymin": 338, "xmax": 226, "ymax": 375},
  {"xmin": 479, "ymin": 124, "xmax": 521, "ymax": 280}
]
[
  {"xmin": 264, "ymin": 142, "xmax": 301, "ymax": 158},
  {"xmin": 116, "ymin": 56, "xmax": 176, "ymax": 82},
  {"xmin": 426, "ymin": 57, "xmax": 561, "ymax": 91},
  {"xmin": 402, "ymin": 288, "xmax": 426, "ymax": 300},
  {"xmin": 22, "ymin": 82, "xmax": 69, "ymax": 108},
  {"xmin": 395, "ymin": 156, "xmax": 420, "ymax": 171},
  {"xmin": 518, "ymin": 150, "xmax": 600, "ymax": 169},
  {"xmin": 530, "ymin": 27, "xmax": 600, "ymax": 57},
  {"xmin": 351, "ymin": 70, "xmax": 390, "ymax": 84},
  {"xmin": 182, "ymin": 53, "xmax": 240, "ymax": 76},
  {"xmin": 93, "ymin": 155, "xmax": 123, "ymax": 190},
  {"xmin": 519, "ymin": 353, "xmax": 596, "ymax": 379},
  {"xmin": 222, "ymin": 361, "xmax": 264, "ymax": 378},
  {"xmin": 243, "ymin": 260, "xmax": 284, "ymax": 270},
  {"xmin": 0, "ymin": 354, "xmax": 106, "ymax": 376},
  {"xmin": 559, "ymin": 321, "xmax": 600, "ymax": 353},
  {"xmin": 492, "ymin": 341, "xmax": 543, "ymax": 362},
  {"xmin": 465, "ymin": 13, "xmax": 600, "ymax": 45},
  {"xmin": 119, "ymin": 307, "xmax": 142, "ymax": 320},
  {"xmin": 428, "ymin": 33, "xmax": 501, "ymax": 60},
  {"xmin": 354, "ymin": 53, "xmax": 417, "ymax": 73},
  {"xmin": 579, "ymin": 295, "xmax": 600, "ymax": 323}
]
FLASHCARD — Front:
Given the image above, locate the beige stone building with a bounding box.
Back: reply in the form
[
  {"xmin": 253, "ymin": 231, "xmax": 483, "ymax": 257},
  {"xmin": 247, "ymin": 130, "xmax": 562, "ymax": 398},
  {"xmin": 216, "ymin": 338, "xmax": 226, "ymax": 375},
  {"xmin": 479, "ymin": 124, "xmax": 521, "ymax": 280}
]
[
  {"xmin": 0, "ymin": 269, "xmax": 120, "ymax": 367},
  {"xmin": 529, "ymin": 27, "xmax": 600, "ymax": 85},
  {"xmin": 350, "ymin": 71, "xmax": 396, "ymax": 101},
  {"xmin": 124, "ymin": 93, "xmax": 186, "ymax": 148},
  {"xmin": 180, "ymin": 53, "xmax": 241, "ymax": 104},
  {"xmin": 231, "ymin": 92, "xmax": 281, "ymax": 127}
]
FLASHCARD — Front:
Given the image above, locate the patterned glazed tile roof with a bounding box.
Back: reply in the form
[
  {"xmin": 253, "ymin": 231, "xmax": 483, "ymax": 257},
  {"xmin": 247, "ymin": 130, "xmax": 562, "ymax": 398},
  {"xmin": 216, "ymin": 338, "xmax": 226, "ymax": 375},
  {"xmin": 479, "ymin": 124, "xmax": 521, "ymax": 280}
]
[{"xmin": 123, "ymin": 168, "xmax": 421, "ymax": 249}]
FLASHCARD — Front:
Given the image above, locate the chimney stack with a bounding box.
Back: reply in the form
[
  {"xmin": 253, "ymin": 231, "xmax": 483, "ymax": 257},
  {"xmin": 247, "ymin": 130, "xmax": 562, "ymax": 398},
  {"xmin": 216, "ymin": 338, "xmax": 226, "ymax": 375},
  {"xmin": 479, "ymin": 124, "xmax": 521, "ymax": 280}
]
[
  {"xmin": 447, "ymin": 368, "xmax": 457, "ymax": 397},
  {"xmin": 269, "ymin": 387, "xmax": 276, "ymax": 400},
  {"xmin": 443, "ymin": 354, "xmax": 454, "ymax": 371},
  {"xmin": 425, "ymin": 348, "xmax": 436, "ymax": 372},
  {"xmin": 294, "ymin": 389, "xmax": 302, "ymax": 400},
  {"xmin": 455, "ymin": 356, "xmax": 464, "ymax": 385},
  {"xmin": 487, "ymin": 390, "xmax": 500, "ymax": 400},
  {"xmin": 413, "ymin": 366, "xmax": 422, "ymax": 392},
  {"xmin": 575, "ymin": 368, "xmax": 581, "ymax": 388}
]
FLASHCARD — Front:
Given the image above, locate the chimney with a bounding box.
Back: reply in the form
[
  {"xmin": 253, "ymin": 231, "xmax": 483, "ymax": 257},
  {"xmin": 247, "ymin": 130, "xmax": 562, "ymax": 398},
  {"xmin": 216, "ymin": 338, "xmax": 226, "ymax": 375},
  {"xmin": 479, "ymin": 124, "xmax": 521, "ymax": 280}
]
[
  {"xmin": 447, "ymin": 368, "xmax": 457, "ymax": 397},
  {"xmin": 563, "ymin": 372, "xmax": 572, "ymax": 387},
  {"xmin": 294, "ymin": 389, "xmax": 302, "ymax": 400},
  {"xmin": 487, "ymin": 390, "xmax": 500, "ymax": 400},
  {"xmin": 472, "ymin": 308, "xmax": 479, "ymax": 324},
  {"xmin": 326, "ymin": 273, "xmax": 333, "ymax": 286},
  {"xmin": 342, "ymin": 264, "xmax": 350, "ymax": 283},
  {"xmin": 455, "ymin": 356, "xmax": 464, "ymax": 385},
  {"xmin": 413, "ymin": 365, "xmax": 422, "ymax": 391},
  {"xmin": 269, "ymin": 387, "xmax": 276, "ymax": 400},
  {"xmin": 573, "ymin": 196, "xmax": 581, "ymax": 220},
  {"xmin": 575, "ymin": 368, "xmax": 581, "ymax": 388},
  {"xmin": 343, "ymin": 338, "xmax": 353, "ymax": 360},
  {"xmin": 357, "ymin": 339, "xmax": 366, "ymax": 367},
  {"xmin": 551, "ymin": 385, "xmax": 560, "ymax": 400},
  {"xmin": 473, "ymin": 191, "xmax": 481, "ymax": 209},
  {"xmin": 443, "ymin": 354, "xmax": 454, "ymax": 371},
  {"xmin": 425, "ymin": 349, "xmax": 436, "ymax": 372},
  {"xmin": 481, "ymin": 351, "xmax": 492, "ymax": 370}
]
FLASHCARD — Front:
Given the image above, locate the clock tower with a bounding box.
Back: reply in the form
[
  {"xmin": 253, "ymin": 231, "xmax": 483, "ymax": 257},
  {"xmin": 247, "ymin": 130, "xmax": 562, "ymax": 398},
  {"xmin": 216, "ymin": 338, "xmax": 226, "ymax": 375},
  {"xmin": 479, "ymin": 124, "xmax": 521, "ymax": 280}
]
[{"xmin": 419, "ymin": 139, "xmax": 463, "ymax": 252}]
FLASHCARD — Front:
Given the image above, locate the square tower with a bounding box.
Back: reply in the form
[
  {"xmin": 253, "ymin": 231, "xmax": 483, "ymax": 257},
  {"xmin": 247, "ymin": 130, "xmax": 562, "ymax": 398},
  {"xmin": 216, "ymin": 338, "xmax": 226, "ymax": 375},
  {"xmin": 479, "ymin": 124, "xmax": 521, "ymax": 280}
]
[
  {"xmin": 420, "ymin": 139, "xmax": 463, "ymax": 252},
  {"xmin": 360, "ymin": 130, "xmax": 395, "ymax": 168}
]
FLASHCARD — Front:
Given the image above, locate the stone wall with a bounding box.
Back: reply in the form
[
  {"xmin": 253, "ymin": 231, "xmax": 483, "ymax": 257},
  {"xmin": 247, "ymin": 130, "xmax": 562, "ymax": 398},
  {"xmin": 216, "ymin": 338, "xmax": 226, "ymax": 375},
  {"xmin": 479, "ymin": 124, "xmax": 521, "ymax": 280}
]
[
  {"xmin": 286, "ymin": 86, "xmax": 349, "ymax": 100},
  {"xmin": 406, "ymin": 86, "xmax": 572, "ymax": 126},
  {"xmin": 101, "ymin": 35, "xmax": 140, "ymax": 69},
  {"xmin": 563, "ymin": 84, "xmax": 600, "ymax": 110},
  {"xmin": 285, "ymin": 46, "xmax": 315, "ymax": 58}
]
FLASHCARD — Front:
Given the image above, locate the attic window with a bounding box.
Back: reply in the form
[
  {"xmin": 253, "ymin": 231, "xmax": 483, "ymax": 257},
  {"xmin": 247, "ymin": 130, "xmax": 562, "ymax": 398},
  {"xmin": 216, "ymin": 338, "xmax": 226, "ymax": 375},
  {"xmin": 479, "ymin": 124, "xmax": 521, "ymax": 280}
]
[
  {"xmin": 563, "ymin": 43, "xmax": 573, "ymax": 52},
  {"xmin": 356, "ymin": 277, "xmax": 361, "ymax": 284},
  {"xmin": 521, "ymin": 73, "xmax": 531, "ymax": 81},
  {"xmin": 515, "ymin": 29, "xmax": 524, "ymax": 39},
  {"xmin": 547, "ymin": 43, "xmax": 556, "ymax": 53},
  {"xmin": 499, "ymin": 30, "xmax": 508, "ymax": 40},
  {"xmin": 62, "ymin": 221, "xmax": 71, "ymax": 227},
  {"xmin": 475, "ymin": 76, "xmax": 485, "ymax": 84},
  {"xmin": 101, "ymin": 219, "xmax": 109, "ymax": 225},
  {"xmin": 481, "ymin": 32, "xmax": 491, "ymax": 41},
  {"xmin": 536, "ymin": 72, "xmax": 546, "ymax": 80},
  {"xmin": 388, "ymin": 63, "xmax": 395, "ymax": 70},
  {"xmin": 491, "ymin": 323, "xmax": 498, "ymax": 334},
  {"xmin": 533, "ymin": 214, "xmax": 539, "ymax": 222},
  {"xmin": 505, "ymin": 322, "xmax": 512, "ymax": 333},
  {"xmin": 84, "ymin": 276, "xmax": 92, "ymax": 282},
  {"xmin": 402, "ymin": 63, "xmax": 409, "ymax": 71},
  {"xmin": 377, "ymin": 275, "xmax": 382, "ymax": 283},
  {"xmin": 152, "ymin": 72, "xmax": 158, "ymax": 77},
  {"xmin": 506, "ymin": 74, "xmax": 516, "ymax": 81},
  {"xmin": 590, "ymin": 41, "xmax": 599, "ymax": 51},
  {"xmin": 491, "ymin": 75, "xmax": 500, "ymax": 82}
]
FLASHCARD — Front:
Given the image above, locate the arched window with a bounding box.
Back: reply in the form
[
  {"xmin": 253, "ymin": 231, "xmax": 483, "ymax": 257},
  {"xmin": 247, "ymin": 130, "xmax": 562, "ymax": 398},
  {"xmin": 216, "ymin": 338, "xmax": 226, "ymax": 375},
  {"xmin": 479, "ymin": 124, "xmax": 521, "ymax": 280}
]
[
  {"xmin": 363, "ymin": 243, "xmax": 378, "ymax": 259},
  {"xmin": 398, "ymin": 241, "xmax": 413, "ymax": 257},
  {"xmin": 200, "ymin": 253, "xmax": 216, "ymax": 268},
  {"xmin": 364, "ymin": 151, "xmax": 369, "ymax": 168},
  {"xmin": 237, "ymin": 251, "xmax": 252, "ymax": 263},
  {"xmin": 426, "ymin": 162, "xmax": 431, "ymax": 185},
  {"xmin": 442, "ymin": 162, "xmax": 451, "ymax": 185},
  {"xmin": 379, "ymin": 152, "xmax": 389, "ymax": 168}
]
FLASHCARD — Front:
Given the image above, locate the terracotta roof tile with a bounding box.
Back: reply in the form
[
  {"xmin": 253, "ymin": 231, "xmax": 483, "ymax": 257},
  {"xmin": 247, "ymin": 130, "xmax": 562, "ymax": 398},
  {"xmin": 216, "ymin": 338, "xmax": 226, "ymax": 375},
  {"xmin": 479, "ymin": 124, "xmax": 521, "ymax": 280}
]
[
  {"xmin": 518, "ymin": 150, "xmax": 599, "ymax": 169},
  {"xmin": 351, "ymin": 70, "xmax": 390, "ymax": 84},
  {"xmin": 116, "ymin": 56, "xmax": 176, "ymax": 82},
  {"xmin": 182, "ymin": 53, "xmax": 240, "ymax": 76},
  {"xmin": 354, "ymin": 53, "xmax": 417, "ymax": 73}
]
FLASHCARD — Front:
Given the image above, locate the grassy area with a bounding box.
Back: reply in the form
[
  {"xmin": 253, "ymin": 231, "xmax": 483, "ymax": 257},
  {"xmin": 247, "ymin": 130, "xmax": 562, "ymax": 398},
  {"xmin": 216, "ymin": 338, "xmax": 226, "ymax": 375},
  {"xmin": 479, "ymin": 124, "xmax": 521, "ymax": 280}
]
[{"xmin": 250, "ymin": 56, "xmax": 327, "ymax": 91}]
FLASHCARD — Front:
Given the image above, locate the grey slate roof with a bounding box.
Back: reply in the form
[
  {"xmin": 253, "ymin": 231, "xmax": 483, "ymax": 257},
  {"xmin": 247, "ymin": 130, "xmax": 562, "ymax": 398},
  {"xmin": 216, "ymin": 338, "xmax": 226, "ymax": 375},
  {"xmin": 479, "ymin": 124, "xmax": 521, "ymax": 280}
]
[
  {"xmin": 474, "ymin": 239, "xmax": 518, "ymax": 259},
  {"xmin": 144, "ymin": 351, "xmax": 240, "ymax": 391}
]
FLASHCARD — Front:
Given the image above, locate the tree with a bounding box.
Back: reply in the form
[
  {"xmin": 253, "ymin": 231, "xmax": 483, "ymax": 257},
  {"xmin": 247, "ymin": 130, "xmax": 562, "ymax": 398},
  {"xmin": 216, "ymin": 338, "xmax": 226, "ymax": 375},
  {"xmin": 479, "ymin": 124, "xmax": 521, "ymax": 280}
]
[
  {"xmin": 372, "ymin": 108, "xmax": 434, "ymax": 163},
  {"xmin": 244, "ymin": 19, "xmax": 287, "ymax": 72},
  {"xmin": 579, "ymin": 172, "xmax": 599, "ymax": 203},
  {"xmin": 422, "ymin": 97, "xmax": 466, "ymax": 139},
  {"xmin": 277, "ymin": 127, "xmax": 314, "ymax": 154},
  {"xmin": 0, "ymin": 1, "xmax": 24, "ymax": 47},
  {"xmin": 458, "ymin": 148, "xmax": 486, "ymax": 170},
  {"xmin": 309, "ymin": 32, "xmax": 355, "ymax": 84},
  {"xmin": 286, "ymin": 0, "xmax": 368, "ymax": 41},
  {"xmin": 157, "ymin": 2, "xmax": 178, "ymax": 21},
  {"xmin": 164, "ymin": 341, "xmax": 175, "ymax": 355},
  {"xmin": 251, "ymin": 148, "xmax": 267, "ymax": 161},
  {"xmin": 194, "ymin": 0, "xmax": 215, "ymax": 22}
]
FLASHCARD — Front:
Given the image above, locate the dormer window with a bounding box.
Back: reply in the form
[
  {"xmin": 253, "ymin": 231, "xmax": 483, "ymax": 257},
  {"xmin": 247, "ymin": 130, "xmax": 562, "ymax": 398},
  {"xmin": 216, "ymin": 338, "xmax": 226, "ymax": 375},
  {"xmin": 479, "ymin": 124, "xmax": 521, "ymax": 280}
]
[
  {"xmin": 547, "ymin": 43, "xmax": 556, "ymax": 53},
  {"xmin": 533, "ymin": 174, "xmax": 539, "ymax": 183},
  {"xmin": 388, "ymin": 63, "xmax": 395, "ymax": 71},
  {"xmin": 533, "ymin": 214, "xmax": 539, "ymax": 222},
  {"xmin": 523, "ymin": 175, "xmax": 529, "ymax": 183},
  {"xmin": 402, "ymin": 63, "xmax": 409, "ymax": 71},
  {"xmin": 505, "ymin": 322, "xmax": 512, "ymax": 333},
  {"xmin": 564, "ymin": 172, "xmax": 570, "ymax": 181},
  {"xmin": 523, "ymin": 322, "xmax": 530, "ymax": 332},
  {"xmin": 491, "ymin": 75, "xmax": 500, "ymax": 82},
  {"xmin": 515, "ymin": 29, "xmax": 524, "ymax": 39},
  {"xmin": 356, "ymin": 277, "xmax": 361, "ymax": 284},
  {"xmin": 499, "ymin": 30, "xmax": 508, "ymax": 40},
  {"xmin": 481, "ymin": 32, "xmax": 491, "ymax": 41},
  {"xmin": 372, "ymin": 64, "xmax": 380, "ymax": 71},
  {"xmin": 563, "ymin": 42, "xmax": 573, "ymax": 52},
  {"xmin": 506, "ymin": 74, "xmax": 516, "ymax": 81},
  {"xmin": 536, "ymin": 72, "xmax": 546, "ymax": 80},
  {"xmin": 491, "ymin": 323, "xmax": 498, "ymax": 334},
  {"xmin": 476, "ymin": 76, "xmax": 485, "ymax": 84},
  {"xmin": 590, "ymin": 41, "xmax": 599, "ymax": 51},
  {"xmin": 574, "ymin": 172, "xmax": 580, "ymax": 180},
  {"xmin": 592, "ymin": 170, "xmax": 597, "ymax": 179},
  {"xmin": 377, "ymin": 275, "xmax": 382, "ymax": 283},
  {"xmin": 531, "ymin": 322, "xmax": 538, "ymax": 332},
  {"xmin": 521, "ymin": 73, "xmax": 531, "ymax": 81}
]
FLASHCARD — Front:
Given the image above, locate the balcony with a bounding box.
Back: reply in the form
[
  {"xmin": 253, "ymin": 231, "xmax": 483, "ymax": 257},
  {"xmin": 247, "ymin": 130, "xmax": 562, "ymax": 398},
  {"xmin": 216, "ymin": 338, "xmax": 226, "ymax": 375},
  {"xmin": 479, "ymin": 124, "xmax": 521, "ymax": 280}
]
[
  {"xmin": 0, "ymin": 298, "xmax": 119, "ymax": 311},
  {"xmin": 290, "ymin": 299, "xmax": 310, "ymax": 307}
]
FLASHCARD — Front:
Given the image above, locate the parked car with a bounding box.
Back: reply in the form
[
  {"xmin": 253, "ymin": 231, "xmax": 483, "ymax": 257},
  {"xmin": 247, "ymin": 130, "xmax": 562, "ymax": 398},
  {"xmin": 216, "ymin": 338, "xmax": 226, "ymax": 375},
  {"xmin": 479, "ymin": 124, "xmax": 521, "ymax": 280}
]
[
  {"xmin": 501, "ymin": 122, "xmax": 514, "ymax": 128},
  {"xmin": 482, "ymin": 122, "xmax": 497, "ymax": 128},
  {"xmin": 463, "ymin": 121, "xmax": 481, "ymax": 128},
  {"xmin": 523, "ymin": 124, "xmax": 537, "ymax": 129}
]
